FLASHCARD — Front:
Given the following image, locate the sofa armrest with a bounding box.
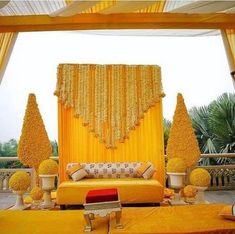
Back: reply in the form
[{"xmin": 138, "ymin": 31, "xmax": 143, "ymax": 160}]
[{"xmin": 152, "ymin": 171, "xmax": 165, "ymax": 185}]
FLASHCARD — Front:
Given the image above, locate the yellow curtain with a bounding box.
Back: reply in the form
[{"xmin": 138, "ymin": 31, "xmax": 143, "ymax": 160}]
[
  {"xmin": 0, "ymin": 32, "xmax": 18, "ymax": 84},
  {"xmin": 58, "ymin": 101, "xmax": 165, "ymax": 185},
  {"xmin": 221, "ymin": 29, "xmax": 235, "ymax": 87}
]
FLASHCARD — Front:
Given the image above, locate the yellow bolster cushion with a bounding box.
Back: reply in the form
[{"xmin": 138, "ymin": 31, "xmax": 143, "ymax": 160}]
[
  {"xmin": 136, "ymin": 162, "xmax": 155, "ymax": 179},
  {"xmin": 66, "ymin": 164, "xmax": 88, "ymax": 181},
  {"xmin": 219, "ymin": 204, "xmax": 235, "ymax": 221},
  {"xmin": 136, "ymin": 163, "xmax": 151, "ymax": 176}
]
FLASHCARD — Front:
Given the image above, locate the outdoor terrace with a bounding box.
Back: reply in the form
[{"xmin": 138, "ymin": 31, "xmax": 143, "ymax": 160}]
[{"xmin": 0, "ymin": 153, "xmax": 234, "ymax": 210}]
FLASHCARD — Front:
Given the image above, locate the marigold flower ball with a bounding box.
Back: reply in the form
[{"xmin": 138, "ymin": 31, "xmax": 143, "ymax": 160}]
[
  {"xmin": 167, "ymin": 158, "xmax": 187, "ymax": 173},
  {"xmin": 38, "ymin": 159, "xmax": 58, "ymax": 175},
  {"xmin": 164, "ymin": 188, "xmax": 175, "ymax": 198},
  {"xmin": 190, "ymin": 168, "xmax": 211, "ymax": 187},
  {"xmin": 183, "ymin": 185, "xmax": 198, "ymax": 198},
  {"xmin": 9, "ymin": 171, "xmax": 31, "ymax": 191},
  {"xmin": 30, "ymin": 186, "xmax": 43, "ymax": 200}
]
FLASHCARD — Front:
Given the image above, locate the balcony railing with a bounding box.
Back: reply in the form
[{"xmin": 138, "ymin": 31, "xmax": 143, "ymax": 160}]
[
  {"xmin": 0, "ymin": 156, "xmax": 58, "ymax": 192},
  {"xmin": 198, "ymin": 153, "xmax": 235, "ymax": 190},
  {"xmin": 0, "ymin": 154, "xmax": 234, "ymax": 192}
]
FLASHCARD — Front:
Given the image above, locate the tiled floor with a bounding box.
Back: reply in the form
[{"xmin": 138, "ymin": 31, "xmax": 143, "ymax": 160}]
[{"xmin": 0, "ymin": 190, "xmax": 234, "ymax": 210}]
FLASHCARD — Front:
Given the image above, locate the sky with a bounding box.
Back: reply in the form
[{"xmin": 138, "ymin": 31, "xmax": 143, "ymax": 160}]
[{"xmin": 0, "ymin": 31, "xmax": 234, "ymax": 142}]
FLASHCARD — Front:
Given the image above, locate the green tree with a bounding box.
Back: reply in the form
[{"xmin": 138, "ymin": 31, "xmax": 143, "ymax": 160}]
[
  {"xmin": 209, "ymin": 93, "xmax": 235, "ymax": 154},
  {"xmin": 51, "ymin": 140, "xmax": 58, "ymax": 156},
  {"xmin": 163, "ymin": 118, "xmax": 171, "ymax": 154},
  {"xmin": 189, "ymin": 93, "xmax": 235, "ymax": 165}
]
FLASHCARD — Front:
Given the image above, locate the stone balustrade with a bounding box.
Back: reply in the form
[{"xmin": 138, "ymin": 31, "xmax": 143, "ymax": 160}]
[
  {"xmin": 0, "ymin": 157, "xmax": 58, "ymax": 192},
  {"xmin": 199, "ymin": 153, "xmax": 235, "ymax": 190}
]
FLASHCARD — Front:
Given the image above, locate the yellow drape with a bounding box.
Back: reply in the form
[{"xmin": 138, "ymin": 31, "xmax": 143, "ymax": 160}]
[
  {"xmin": 221, "ymin": 29, "xmax": 235, "ymax": 87},
  {"xmin": 0, "ymin": 32, "xmax": 17, "ymax": 84},
  {"xmin": 58, "ymin": 101, "xmax": 165, "ymax": 185},
  {"xmin": 226, "ymin": 29, "xmax": 235, "ymax": 69}
]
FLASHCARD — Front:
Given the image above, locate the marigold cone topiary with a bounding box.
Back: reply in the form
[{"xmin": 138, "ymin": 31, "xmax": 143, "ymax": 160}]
[
  {"xmin": 9, "ymin": 171, "xmax": 31, "ymax": 191},
  {"xmin": 38, "ymin": 159, "xmax": 58, "ymax": 175},
  {"xmin": 167, "ymin": 158, "xmax": 187, "ymax": 173},
  {"xmin": 30, "ymin": 186, "xmax": 43, "ymax": 200},
  {"xmin": 190, "ymin": 168, "xmax": 211, "ymax": 187},
  {"xmin": 18, "ymin": 94, "xmax": 52, "ymax": 170},
  {"xmin": 166, "ymin": 93, "xmax": 200, "ymax": 167}
]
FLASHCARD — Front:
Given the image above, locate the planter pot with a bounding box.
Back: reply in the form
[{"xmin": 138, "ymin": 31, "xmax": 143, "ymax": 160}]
[
  {"xmin": 39, "ymin": 174, "xmax": 57, "ymax": 209},
  {"xmin": 195, "ymin": 186, "xmax": 208, "ymax": 204},
  {"xmin": 167, "ymin": 172, "xmax": 186, "ymax": 189},
  {"xmin": 40, "ymin": 174, "xmax": 56, "ymax": 190},
  {"xmin": 9, "ymin": 190, "xmax": 27, "ymax": 210}
]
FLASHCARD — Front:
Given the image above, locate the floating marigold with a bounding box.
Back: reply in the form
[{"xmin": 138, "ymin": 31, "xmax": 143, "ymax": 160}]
[
  {"xmin": 38, "ymin": 159, "xmax": 58, "ymax": 175},
  {"xmin": 9, "ymin": 171, "xmax": 31, "ymax": 191},
  {"xmin": 30, "ymin": 186, "xmax": 43, "ymax": 200},
  {"xmin": 190, "ymin": 168, "xmax": 211, "ymax": 187},
  {"xmin": 183, "ymin": 185, "xmax": 198, "ymax": 198},
  {"xmin": 166, "ymin": 93, "xmax": 200, "ymax": 168},
  {"xmin": 18, "ymin": 94, "xmax": 52, "ymax": 171},
  {"xmin": 167, "ymin": 158, "xmax": 187, "ymax": 173}
]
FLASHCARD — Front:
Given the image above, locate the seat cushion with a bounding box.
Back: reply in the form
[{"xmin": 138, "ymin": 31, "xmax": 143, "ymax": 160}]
[
  {"xmin": 86, "ymin": 188, "xmax": 118, "ymax": 203},
  {"xmin": 56, "ymin": 178, "xmax": 163, "ymax": 205}
]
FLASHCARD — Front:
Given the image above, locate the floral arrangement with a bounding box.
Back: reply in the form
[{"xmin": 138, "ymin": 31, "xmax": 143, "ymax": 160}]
[
  {"xmin": 30, "ymin": 186, "xmax": 43, "ymax": 200},
  {"xmin": 166, "ymin": 93, "xmax": 200, "ymax": 168},
  {"xmin": 167, "ymin": 158, "xmax": 187, "ymax": 173},
  {"xmin": 18, "ymin": 94, "xmax": 52, "ymax": 171},
  {"xmin": 190, "ymin": 168, "xmax": 211, "ymax": 187},
  {"xmin": 183, "ymin": 185, "xmax": 198, "ymax": 198},
  {"xmin": 9, "ymin": 171, "xmax": 31, "ymax": 191},
  {"xmin": 38, "ymin": 159, "xmax": 58, "ymax": 175}
]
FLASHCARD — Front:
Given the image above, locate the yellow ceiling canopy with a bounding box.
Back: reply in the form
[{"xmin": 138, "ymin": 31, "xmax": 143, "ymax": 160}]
[
  {"xmin": 0, "ymin": 1, "xmax": 235, "ymax": 36},
  {"xmin": 1, "ymin": 1, "xmax": 235, "ymax": 16}
]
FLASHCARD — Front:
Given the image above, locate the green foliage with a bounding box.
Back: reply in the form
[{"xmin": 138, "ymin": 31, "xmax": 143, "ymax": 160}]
[
  {"xmin": 189, "ymin": 93, "xmax": 235, "ymax": 165},
  {"xmin": 164, "ymin": 93, "xmax": 235, "ymax": 166},
  {"xmin": 0, "ymin": 139, "xmax": 58, "ymax": 168},
  {"xmin": 163, "ymin": 118, "xmax": 171, "ymax": 154}
]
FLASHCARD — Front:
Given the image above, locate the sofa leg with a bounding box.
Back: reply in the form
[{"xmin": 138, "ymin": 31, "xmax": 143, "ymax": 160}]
[{"xmin": 60, "ymin": 205, "xmax": 66, "ymax": 210}]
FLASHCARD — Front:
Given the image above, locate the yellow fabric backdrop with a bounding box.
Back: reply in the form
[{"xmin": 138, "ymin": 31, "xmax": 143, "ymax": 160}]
[
  {"xmin": 0, "ymin": 32, "xmax": 17, "ymax": 83},
  {"xmin": 226, "ymin": 29, "xmax": 235, "ymax": 56},
  {"xmin": 58, "ymin": 101, "xmax": 165, "ymax": 185}
]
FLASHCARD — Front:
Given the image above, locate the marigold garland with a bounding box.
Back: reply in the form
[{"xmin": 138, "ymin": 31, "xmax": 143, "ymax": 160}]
[
  {"xmin": 166, "ymin": 93, "xmax": 200, "ymax": 167},
  {"xmin": 38, "ymin": 159, "xmax": 58, "ymax": 175},
  {"xmin": 9, "ymin": 171, "xmax": 31, "ymax": 191},
  {"xmin": 167, "ymin": 158, "xmax": 187, "ymax": 173},
  {"xmin": 30, "ymin": 186, "xmax": 43, "ymax": 200},
  {"xmin": 17, "ymin": 94, "xmax": 52, "ymax": 170},
  {"xmin": 190, "ymin": 168, "xmax": 211, "ymax": 187},
  {"xmin": 55, "ymin": 64, "xmax": 164, "ymax": 148}
]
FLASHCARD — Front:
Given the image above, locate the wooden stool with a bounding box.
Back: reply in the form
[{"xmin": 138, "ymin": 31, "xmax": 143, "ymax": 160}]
[{"xmin": 83, "ymin": 188, "xmax": 123, "ymax": 232}]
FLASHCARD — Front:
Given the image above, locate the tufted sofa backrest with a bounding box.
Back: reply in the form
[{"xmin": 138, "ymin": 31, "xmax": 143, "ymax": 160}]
[{"xmin": 66, "ymin": 162, "xmax": 143, "ymax": 179}]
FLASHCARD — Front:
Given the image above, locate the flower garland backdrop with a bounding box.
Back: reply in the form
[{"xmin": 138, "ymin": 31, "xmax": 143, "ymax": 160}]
[{"xmin": 55, "ymin": 64, "xmax": 164, "ymax": 149}]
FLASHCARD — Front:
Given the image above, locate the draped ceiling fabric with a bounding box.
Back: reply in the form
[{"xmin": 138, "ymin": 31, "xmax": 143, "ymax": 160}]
[
  {"xmin": 56, "ymin": 64, "xmax": 165, "ymax": 183},
  {"xmin": 0, "ymin": 1, "xmax": 235, "ymax": 37},
  {"xmin": 226, "ymin": 29, "xmax": 235, "ymax": 80},
  {"xmin": 0, "ymin": 32, "xmax": 17, "ymax": 84}
]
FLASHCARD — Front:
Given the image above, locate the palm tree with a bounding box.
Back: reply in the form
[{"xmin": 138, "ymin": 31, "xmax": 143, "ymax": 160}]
[
  {"xmin": 189, "ymin": 93, "xmax": 235, "ymax": 165},
  {"xmin": 209, "ymin": 93, "xmax": 235, "ymax": 154}
]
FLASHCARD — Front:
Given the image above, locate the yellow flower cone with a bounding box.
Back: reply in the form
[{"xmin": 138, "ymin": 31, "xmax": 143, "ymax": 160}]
[
  {"xmin": 166, "ymin": 93, "xmax": 200, "ymax": 168},
  {"xmin": 18, "ymin": 94, "xmax": 52, "ymax": 171}
]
